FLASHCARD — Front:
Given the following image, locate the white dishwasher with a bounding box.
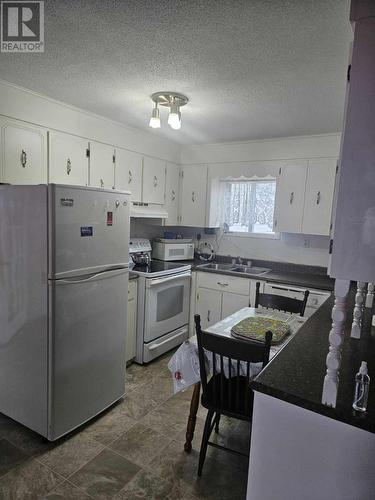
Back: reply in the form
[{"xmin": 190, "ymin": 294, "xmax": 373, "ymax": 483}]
[{"xmin": 263, "ymin": 282, "xmax": 331, "ymax": 318}]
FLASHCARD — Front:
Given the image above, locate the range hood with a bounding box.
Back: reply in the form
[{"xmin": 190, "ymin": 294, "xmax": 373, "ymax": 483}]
[{"xmin": 130, "ymin": 203, "xmax": 168, "ymax": 219}]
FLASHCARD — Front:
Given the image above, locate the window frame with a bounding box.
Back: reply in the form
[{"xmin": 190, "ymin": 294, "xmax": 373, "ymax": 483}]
[{"xmin": 220, "ymin": 177, "xmax": 280, "ymax": 239}]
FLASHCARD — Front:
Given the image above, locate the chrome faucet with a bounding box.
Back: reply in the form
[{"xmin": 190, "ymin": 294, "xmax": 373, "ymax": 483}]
[{"xmin": 237, "ymin": 256, "xmax": 243, "ymax": 265}]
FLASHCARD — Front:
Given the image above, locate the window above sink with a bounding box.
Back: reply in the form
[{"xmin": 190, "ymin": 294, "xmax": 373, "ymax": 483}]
[{"xmin": 220, "ymin": 179, "xmax": 277, "ymax": 237}]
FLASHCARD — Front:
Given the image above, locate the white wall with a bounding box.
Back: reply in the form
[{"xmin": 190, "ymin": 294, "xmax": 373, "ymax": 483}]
[
  {"xmin": 0, "ymin": 79, "xmax": 180, "ymax": 163},
  {"xmin": 179, "ymin": 134, "xmax": 341, "ymax": 267}
]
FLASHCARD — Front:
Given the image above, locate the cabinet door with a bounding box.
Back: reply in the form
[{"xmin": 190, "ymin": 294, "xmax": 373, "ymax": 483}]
[
  {"xmin": 274, "ymin": 162, "xmax": 308, "ymax": 233},
  {"xmin": 1, "ymin": 120, "xmax": 47, "ymax": 184},
  {"xmin": 164, "ymin": 163, "xmax": 180, "ymax": 225},
  {"xmin": 89, "ymin": 141, "xmax": 115, "ymax": 189},
  {"xmin": 302, "ymin": 159, "xmax": 337, "ymax": 236},
  {"xmin": 221, "ymin": 292, "xmax": 250, "ymax": 319},
  {"xmin": 49, "ymin": 132, "xmax": 88, "ymax": 186},
  {"xmin": 142, "ymin": 157, "xmax": 166, "ymax": 204},
  {"xmin": 180, "ymin": 165, "xmax": 208, "ymax": 227},
  {"xmin": 196, "ymin": 287, "xmax": 222, "ymax": 330},
  {"xmin": 126, "ymin": 281, "xmax": 137, "ymax": 362},
  {"xmin": 115, "ymin": 148, "xmax": 142, "ymax": 202}
]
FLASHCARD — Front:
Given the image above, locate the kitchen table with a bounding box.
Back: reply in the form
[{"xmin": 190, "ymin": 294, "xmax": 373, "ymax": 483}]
[{"xmin": 168, "ymin": 307, "xmax": 307, "ymax": 453}]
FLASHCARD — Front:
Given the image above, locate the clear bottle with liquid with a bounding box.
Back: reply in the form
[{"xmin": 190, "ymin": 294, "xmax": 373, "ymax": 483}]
[{"xmin": 352, "ymin": 361, "xmax": 370, "ymax": 412}]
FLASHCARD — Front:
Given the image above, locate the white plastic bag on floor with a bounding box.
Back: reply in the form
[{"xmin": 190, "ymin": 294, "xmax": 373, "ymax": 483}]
[{"xmin": 168, "ymin": 341, "xmax": 201, "ymax": 394}]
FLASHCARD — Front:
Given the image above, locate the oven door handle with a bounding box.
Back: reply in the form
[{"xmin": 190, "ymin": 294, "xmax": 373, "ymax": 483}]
[
  {"xmin": 147, "ymin": 272, "xmax": 191, "ymax": 287},
  {"xmin": 148, "ymin": 327, "xmax": 189, "ymax": 351}
]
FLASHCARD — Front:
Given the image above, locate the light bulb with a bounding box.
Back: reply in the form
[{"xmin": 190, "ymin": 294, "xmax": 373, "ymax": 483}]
[
  {"xmin": 169, "ymin": 111, "xmax": 181, "ymax": 129},
  {"xmin": 149, "ymin": 106, "xmax": 160, "ymax": 128},
  {"xmin": 168, "ymin": 99, "xmax": 181, "ymax": 129},
  {"xmin": 168, "ymin": 100, "xmax": 180, "ymax": 129}
]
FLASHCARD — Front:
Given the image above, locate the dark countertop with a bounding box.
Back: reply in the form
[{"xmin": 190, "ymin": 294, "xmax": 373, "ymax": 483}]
[
  {"xmin": 187, "ymin": 258, "xmax": 334, "ymax": 291},
  {"xmin": 252, "ymin": 289, "xmax": 375, "ymax": 434}
]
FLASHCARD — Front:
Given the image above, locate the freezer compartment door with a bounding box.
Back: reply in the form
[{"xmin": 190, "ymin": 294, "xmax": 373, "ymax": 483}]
[
  {"xmin": 48, "ymin": 268, "xmax": 128, "ymax": 440},
  {"xmin": 49, "ymin": 185, "xmax": 130, "ymax": 278}
]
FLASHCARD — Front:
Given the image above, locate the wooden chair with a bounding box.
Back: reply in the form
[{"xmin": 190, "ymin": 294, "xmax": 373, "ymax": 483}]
[
  {"xmin": 255, "ymin": 282, "xmax": 309, "ymax": 317},
  {"xmin": 195, "ymin": 314, "xmax": 272, "ymax": 476}
]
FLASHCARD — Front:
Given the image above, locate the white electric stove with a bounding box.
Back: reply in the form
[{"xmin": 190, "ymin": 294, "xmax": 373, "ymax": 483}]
[{"xmin": 129, "ymin": 238, "xmax": 191, "ymax": 364}]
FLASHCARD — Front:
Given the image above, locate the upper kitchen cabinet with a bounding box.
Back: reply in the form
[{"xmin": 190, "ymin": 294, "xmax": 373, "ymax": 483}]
[
  {"xmin": 180, "ymin": 165, "xmax": 208, "ymax": 227},
  {"xmin": 302, "ymin": 158, "xmax": 337, "ymax": 236},
  {"xmin": 274, "ymin": 161, "xmax": 308, "ymax": 233},
  {"xmin": 115, "ymin": 148, "xmax": 142, "ymax": 202},
  {"xmin": 48, "ymin": 132, "xmax": 89, "ymax": 186},
  {"xmin": 88, "ymin": 141, "xmax": 115, "ymax": 189},
  {"xmin": 164, "ymin": 162, "xmax": 180, "ymax": 225},
  {"xmin": 0, "ymin": 119, "xmax": 47, "ymax": 184},
  {"xmin": 142, "ymin": 157, "xmax": 166, "ymax": 205}
]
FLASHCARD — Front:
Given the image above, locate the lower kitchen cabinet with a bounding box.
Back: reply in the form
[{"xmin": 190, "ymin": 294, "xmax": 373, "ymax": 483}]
[
  {"xmin": 221, "ymin": 292, "xmax": 250, "ymax": 318},
  {"xmin": 126, "ymin": 280, "xmax": 137, "ymax": 363},
  {"xmin": 196, "ymin": 272, "xmax": 251, "ymax": 329},
  {"xmin": 196, "ymin": 288, "xmax": 222, "ymax": 330}
]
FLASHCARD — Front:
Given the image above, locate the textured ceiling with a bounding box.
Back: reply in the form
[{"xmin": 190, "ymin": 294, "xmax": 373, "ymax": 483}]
[{"xmin": 0, "ymin": 0, "xmax": 352, "ymax": 145}]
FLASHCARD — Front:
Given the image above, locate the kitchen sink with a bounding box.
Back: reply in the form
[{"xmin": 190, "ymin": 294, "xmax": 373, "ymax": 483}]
[
  {"xmin": 230, "ymin": 266, "xmax": 271, "ymax": 276},
  {"xmin": 197, "ymin": 263, "xmax": 235, "ymax": 271},
  {"xmin": 197, "ymin": 262, "xmax": 271, "ymax": 276}
]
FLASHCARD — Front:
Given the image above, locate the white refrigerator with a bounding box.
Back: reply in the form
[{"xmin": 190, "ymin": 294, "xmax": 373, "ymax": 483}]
[{"xmin": 0, "ymin": 184, "xmax": 130, "ymax": 440}]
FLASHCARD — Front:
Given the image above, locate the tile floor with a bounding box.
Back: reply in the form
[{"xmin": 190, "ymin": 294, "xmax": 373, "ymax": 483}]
[{"xmin": 0, "ymin": 352, "xmax": 250, "ymax": 499}]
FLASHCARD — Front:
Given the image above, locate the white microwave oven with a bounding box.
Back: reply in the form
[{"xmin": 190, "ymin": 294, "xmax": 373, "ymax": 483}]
[{"xmin": 152, "ymin": 241, "xmax": 194, "ymax": 261}]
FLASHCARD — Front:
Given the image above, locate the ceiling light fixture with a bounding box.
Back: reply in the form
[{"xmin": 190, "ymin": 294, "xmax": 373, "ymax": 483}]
[{"xmin": 149, "ymin": 92, "xmax": 188, "ymax": 130}]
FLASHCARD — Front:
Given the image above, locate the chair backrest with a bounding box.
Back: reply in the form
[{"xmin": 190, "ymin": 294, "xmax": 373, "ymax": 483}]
[
  {"xmin": 255, "ymin": 282, "xmax": 309, "ymax": 317},
  {"xmin": 194, "ymin": 314, "xmax": 272, "ymax": 416}
]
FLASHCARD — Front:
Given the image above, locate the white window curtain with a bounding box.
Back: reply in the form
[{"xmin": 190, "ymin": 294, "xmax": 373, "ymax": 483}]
[{"xmin": 222, "ymin": 180, "xmax": 276, "ymax": 233}]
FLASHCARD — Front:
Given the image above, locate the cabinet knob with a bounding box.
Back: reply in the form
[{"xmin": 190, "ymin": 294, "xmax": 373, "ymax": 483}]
[
  {"xmin": 171, "ymin": 189, "xmax": 176, "ymax": 201},
  {"xmin": 207, "ymin": 310, "xmax": 211, "ymax": 322},
  {"xmin": 153, "ymin": 175, "xmax": 158, "ymax": 187},
  {"xmin": 21, "ymin": 150, "xmax": 27, "ymax": 168},
  {"xmin": 316, "ymin": 191, "xmax": 321, "ymax": 205},
  {"xmin": 67, "ymin": 158, "xmax": 72, "ymax": 175},
  {"xmin": 128, "ymin": 170, "xmax": 133, "ymax": 184},
  {"xmin": 100, "ymin": 178, "xmax": 104, "ymax": 188},
  {"xmin": 192, "ymin": 191, "xmax": 195, "ymax": 203},
  {"xmin": 289, "ymin": 191, "xmax": 294, "ymax": 204}
]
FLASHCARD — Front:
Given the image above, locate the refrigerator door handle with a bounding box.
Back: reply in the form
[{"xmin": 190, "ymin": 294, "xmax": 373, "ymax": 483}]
[
  {"xmin": 55, "ymin": 268, "xmax": 127, "ymax": 285},
  {"xmin": 57, "ymin": 273, "xmax": 103, "ymax": 284}
]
